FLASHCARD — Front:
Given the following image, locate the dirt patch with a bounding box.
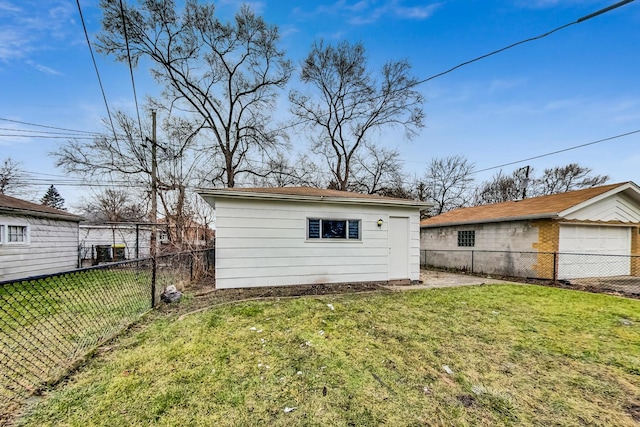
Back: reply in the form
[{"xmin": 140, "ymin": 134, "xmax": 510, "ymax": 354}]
[
  {"xmin": 155, "ymin": 281, "xmax": 388, "ymax": 317},
  {"xmin": 457, "ymin": 394, "xmax": 476, "ymax": 408},
  {"xmin": 627, "ymin": 404, "xmax": 640, "ymax": 422}
]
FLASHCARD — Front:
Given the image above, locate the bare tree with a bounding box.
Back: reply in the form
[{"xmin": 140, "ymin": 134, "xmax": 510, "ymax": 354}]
[
  {"xmin": 0, "ymin": 157, "xmax": 29, "ymax": 196},
  {"xmin": 421, "ymin": 155, "xmax": 475, "ymax": 216},
  {"xmin": 474, "ymin": 163, "xmax": 608, "ymax": 205},
  {"xmin": 97, "ymin": 1, "xmax": 292, "ymax": 187},
  {"xmin": 77, "ymin": 189, "xmax": 147, "ymax": 223},
  {"xmin": 55, "ymin": 110, "xmax": 153, "ymax": 187},
  {"xmin": 350, "ymin": 143, "xmax": 404, "ymax": 195},
  {"xmin": 290, "ymin": 40, "xmax": 424, "ymax": 191},
  {"xmin": 474, "ymin": 168, "xmax": 533, "ymax": 205},
  {"xmin": 55, "ymin": 107, "xmax": 205, "ymax": 248},
  {"xmin": 536, "ymin": 163, "xmax": 609, "ymax": 195},
  {"xmin": 248, "ymin": 152, "xmax": 327, "ymax": 188}
]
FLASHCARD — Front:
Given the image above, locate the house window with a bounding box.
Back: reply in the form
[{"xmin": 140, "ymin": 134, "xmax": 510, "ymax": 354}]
[
  {"xmin": 457, "ymin": 230, "xmax": 475, "ymax": 247},
  {"xmin": 308, "ymin": 219, "xmax": 361, "ymax": 240},
  {"xmin": 8, "ymin": 225, "xmax": 27, "ymax": 243}
]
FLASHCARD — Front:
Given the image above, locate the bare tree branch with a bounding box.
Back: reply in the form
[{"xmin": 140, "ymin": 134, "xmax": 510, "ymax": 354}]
[
  {"xmin": 97, "ymin": 0, "xmax": 292, "ymax": 187},
  {"xmin": 290, "ymin": 40, "xmax": 424, "ymax": 190}
]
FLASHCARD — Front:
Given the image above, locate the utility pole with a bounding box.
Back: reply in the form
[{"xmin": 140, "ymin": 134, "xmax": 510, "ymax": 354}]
[
  {"xmin": 149, "ymin": 110, "xmax": 158, "ymax": 307},
  {"xmin": 521, "ymin": 165, "xmax": 530, "ymax": 199},
  {"xmin": 150, "ymin": 109, "xmax": 158, "ymax": 257}
]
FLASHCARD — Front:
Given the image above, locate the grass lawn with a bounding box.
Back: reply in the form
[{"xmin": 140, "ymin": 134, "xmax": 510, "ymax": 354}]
[
  {"xmin": 0, "ymin": 268, "xmax": 152, "ymax": 407},
  {"xmin": 15, "ymin": 284, "xmax": 640, "ymax": 426}
]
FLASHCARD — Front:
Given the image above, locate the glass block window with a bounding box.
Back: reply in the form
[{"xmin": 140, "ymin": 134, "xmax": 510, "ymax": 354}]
[
  {"xmin": 457, "ymin": 230, "xmax": 475, "ymax": 247},
  {"xmin": 308, "ymin": 219, "xmax": 360, "ymax": 240}
]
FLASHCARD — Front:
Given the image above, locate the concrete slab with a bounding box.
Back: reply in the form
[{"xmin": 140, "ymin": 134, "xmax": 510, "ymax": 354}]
[{"xmin": 383, "ymin": 270, "xmax": 523, "ymax": 291}]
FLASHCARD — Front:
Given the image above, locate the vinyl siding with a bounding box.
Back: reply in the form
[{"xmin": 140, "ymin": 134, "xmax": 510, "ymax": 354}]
[
  {"xmin": 213, "ymin": 198, "xmax": 420, "ymax": 288},
  {"xmin": 79, "ymin": 226, "xmax": 152, "ymax": 259},
  {"xmin": 564, "ymin": 193, "xmax": 640, "ymax": 222},
  {"xmin": 0, "ymin": 214, "xmax": 79, "ymax": 281}
]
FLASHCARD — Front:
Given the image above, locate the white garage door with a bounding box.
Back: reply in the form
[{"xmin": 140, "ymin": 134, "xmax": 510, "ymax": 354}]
[{"xmin": 558, "ymin": 225, "xmax": 631, "ymax": 279}]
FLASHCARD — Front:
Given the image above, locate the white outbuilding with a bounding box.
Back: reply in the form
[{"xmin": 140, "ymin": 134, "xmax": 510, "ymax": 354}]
[
  {"xmin": 198, "ymin": 187, "xmax": 431, "ymax": 289},
  {"xmin": 0, "ymin": 194, "xmax": 82, "ymax": 282}
]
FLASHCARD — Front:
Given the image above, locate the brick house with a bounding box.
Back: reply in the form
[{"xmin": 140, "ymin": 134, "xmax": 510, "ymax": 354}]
[{"xmin": 420, "ymin": 182, "xmax": 640, "ymax": 280}]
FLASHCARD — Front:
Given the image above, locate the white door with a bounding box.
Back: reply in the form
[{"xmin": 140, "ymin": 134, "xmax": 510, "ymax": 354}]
[
  {"xmin": 558, "ymin": 225, "xmax": 631, "ymax": 279},
  {"xmin": 389, "ymin": 217, "xmax": 409, "ymax": 280}
]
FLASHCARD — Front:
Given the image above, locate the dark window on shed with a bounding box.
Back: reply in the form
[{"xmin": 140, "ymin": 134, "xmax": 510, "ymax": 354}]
[
  {"xmin": 307, "ymin": 219, "xmax": 360, "ymax": 240},
  {"xmin": 457, "ymin": 230, "xmax": 475, "ymax": 247}
]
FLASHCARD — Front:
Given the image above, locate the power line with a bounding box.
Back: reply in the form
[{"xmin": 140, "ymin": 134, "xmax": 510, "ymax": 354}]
[
  {"xmin": 0, "ymin": 127, "xmax": 102, "ymax": 136},
  {"xmin": 413, "ymin": 0, "xmax": 635, "ymax": 86},
  {"xmin": 0, "ymin": 118, "xmax": 102, "ymax": 135},
  {"xmin": 119, "ymin": 0, "xmax": 144, "ymax": 142},
  {"xmin": 8, "ymin": 1, "xmax": 634, "ymax": 150},
  {"xmin": 473, "ymin": 129, "xmax": 640, "ymax": 174},
  {"xmin": 75, "ymin": 0, "xmax": 119, "ymax": 144},
  {"xmin": 281, "ymin": 0, "xmax": 636, "ymax": 133},
  {"xmin": 0, "ymin": 134, "xmax": 96, "ymax": 139}
]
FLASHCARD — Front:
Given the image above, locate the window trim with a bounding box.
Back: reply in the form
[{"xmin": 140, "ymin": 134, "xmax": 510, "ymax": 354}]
[
  {"xmin": 307, "ymin": 218, "xmax": 361, "ymax": 241},
  {"xmin": 457, "ymin": 230, "xmax": 475, "ymax": 247},
  {"xmin": 1, "ymin": 223, "xmax": 29, "ymax": 245}
]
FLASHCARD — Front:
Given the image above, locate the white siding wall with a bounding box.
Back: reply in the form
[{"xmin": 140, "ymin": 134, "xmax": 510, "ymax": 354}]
[
  {"xmin": 564, "ymin": 193, "xmax": 640, "ymax": 222},
  {"xmin": 214, "ymin": 198, "xmax": 421, "ymax": 288},
  {"xmin": 0, "ymin": 214, "xmax": 79, "ymax": 281},
  {"xmin": 79, "ymin": 226, "xmax": 152, "ymax": 259}
]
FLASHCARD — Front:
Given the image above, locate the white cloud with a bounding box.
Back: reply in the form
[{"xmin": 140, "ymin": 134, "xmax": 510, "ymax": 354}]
[
  {"xmin": 0, "ymin": 0, "xmax": 77, "ymax": 62},
  {"xmin": 393, "ymin": 3, "xmax": 442, "ymax": 20},
  {"xmin": 513, "ymin": 0, "xmax": 601, "ymax": 9},
  {"xmin": 27, "ymin": 60, "xmax": 62, "ymax": 76},
  {"xmin": 0, "ymin": 1, "xmax": 20, "ymax": 13},
  {"xmin": 297, "ymin": 0, "xmax": 441, "ymax": 26},
  {"xmin": 216, "ymin": 0, "xmax": 267, "ymax": 15},
  {"xmin": 488, "ymin": 78, "xmax": 525, "ymax": 93}
]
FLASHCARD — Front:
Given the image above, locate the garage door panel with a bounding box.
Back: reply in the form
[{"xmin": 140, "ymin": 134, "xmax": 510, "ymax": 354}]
[{"xmin": 558, "ymin": 225, "xmax": 630, "ymax": 279}]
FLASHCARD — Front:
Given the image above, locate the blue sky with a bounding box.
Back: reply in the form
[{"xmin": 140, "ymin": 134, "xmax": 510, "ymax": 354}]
[{"xmin": 1, "ymin": 0, "xmax": 638, "ymax": 209}]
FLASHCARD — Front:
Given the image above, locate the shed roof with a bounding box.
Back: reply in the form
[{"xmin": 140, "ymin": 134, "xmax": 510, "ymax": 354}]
[
  {"xmin": 421, "ymin": 182, "xmax": 638, "ymax": 228},
  {"xmin": 198, "ymin": 186, "xmax": 432, "ymax": 209},
  {"xmin": 0, "ymin": 193, "xmax": 82, "ymax": 222}
]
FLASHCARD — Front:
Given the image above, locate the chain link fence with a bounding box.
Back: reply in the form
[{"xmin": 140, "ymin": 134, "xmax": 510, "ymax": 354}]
[
  {"xmin": 421, "ymin": 249, "xmax": 640, "ymax": 296},
  {"xmin": 0, "ymin": 248, "xmax": 214, "ymax": 419}
]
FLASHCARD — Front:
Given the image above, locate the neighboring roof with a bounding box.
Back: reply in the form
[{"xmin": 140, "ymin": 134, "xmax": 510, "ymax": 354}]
[
  {"xmin": 198, "ymin": 186, "xmax": 432, "ymax": 209},
  {"xmin": 0, "ymin": 193, "xmax": 82, "ymax": 222},
  {"xmin": 421, "ymin": 182, "xmax": 639, "ymax": 228},
  {"xmin": 79, "ymin": 223, "xmax": 153, "ymax": 230}
]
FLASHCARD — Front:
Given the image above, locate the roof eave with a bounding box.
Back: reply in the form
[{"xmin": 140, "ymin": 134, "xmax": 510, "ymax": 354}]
[
  {"xmin": 197, "ymin": 189, "xmax": 433, "ymax": 209},
  {"xmin": 0, "ymin": 207, "xmax": 82, "ymax": 222},
  {"xmin": 559, "ymin": 181, "xmax": 640, "ymax": 217},
  {"xmin": 420, "ymin": 213, "xmax": 559, "ymax": 228}
]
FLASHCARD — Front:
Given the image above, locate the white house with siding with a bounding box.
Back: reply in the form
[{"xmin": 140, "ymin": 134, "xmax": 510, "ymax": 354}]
[
  {"xmin": 79, "ymin": 223, "xmax": 152, "ymax": 265},
  {"xmin": 198, "ymin": 187, "xmax": 431, "ymax": 289},
  {"xmin": 0, "ymin": 194, "xmax": 82, "ymax": 282}
]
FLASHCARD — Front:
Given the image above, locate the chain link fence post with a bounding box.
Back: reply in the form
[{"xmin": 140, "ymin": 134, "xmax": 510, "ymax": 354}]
[
  {"xmin": 151, "ymin": 257, "xmax": 157, "ymax": 308},
  {"xmin": 471, "ymin": 250, "xmax": 474, "ymax": 274}
]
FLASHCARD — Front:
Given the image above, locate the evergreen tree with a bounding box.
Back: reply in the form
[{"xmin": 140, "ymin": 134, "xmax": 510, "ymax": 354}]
[{"xmin": 40, "ymin": 185, "xmax": 66, "ymax": 210}]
